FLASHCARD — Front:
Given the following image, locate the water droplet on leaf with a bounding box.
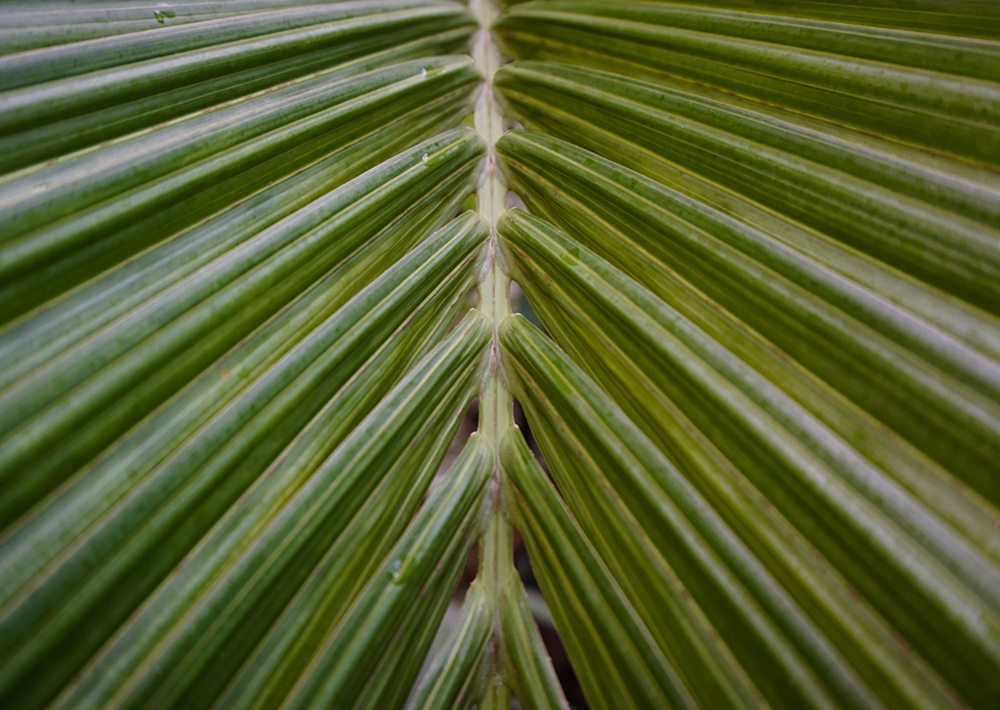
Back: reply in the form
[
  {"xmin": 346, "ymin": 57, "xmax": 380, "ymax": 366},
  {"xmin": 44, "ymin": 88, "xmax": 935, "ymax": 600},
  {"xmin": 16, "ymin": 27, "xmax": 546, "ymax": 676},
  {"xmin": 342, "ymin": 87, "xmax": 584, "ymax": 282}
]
[{"xmin": 153, "ymin": 7, "xmax": 176, "ymax": 24}]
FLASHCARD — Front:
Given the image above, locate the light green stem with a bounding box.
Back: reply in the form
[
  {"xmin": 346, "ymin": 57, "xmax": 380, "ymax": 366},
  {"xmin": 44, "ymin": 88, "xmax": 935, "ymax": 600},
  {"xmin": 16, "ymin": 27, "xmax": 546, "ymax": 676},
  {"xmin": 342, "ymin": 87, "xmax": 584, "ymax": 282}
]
[{"xmin": 471, "ymin": 0, "xmax": 513, "ymax": 707}]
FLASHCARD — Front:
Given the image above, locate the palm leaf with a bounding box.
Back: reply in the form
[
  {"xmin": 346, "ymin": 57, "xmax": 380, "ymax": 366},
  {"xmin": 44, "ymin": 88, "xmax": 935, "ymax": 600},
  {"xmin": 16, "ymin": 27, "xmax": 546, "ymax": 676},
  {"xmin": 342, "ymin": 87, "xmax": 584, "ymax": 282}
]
[{"xmin": 1, "ymin": 1, "xmax": 998, "ymax": 708}]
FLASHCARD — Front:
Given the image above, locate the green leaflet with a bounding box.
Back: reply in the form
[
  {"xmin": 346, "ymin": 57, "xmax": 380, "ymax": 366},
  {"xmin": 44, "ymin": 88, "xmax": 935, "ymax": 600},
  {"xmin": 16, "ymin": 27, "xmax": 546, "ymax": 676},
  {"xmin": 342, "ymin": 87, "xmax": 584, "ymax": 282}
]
[
  {"xmin": 214, "ymin": 334, "xmax": 475, "ymax": 710},
  {"xmin": 492, "ymin": 79, "xmax": 1000, "ymax": 362},
  {"xmin": 0, "ymin": 129, "xmax": 484, "ymax": 505},
  {"xmin": 0, "ymin": 129, "xmax": 479, "ymax": 523},
  {"xmin": 500, "ymin": 0, "xmax": 1000, "ymax": 78},
  {"xmin": 0, "ymin": 0, "xmax": 353, "ymax": 54},
  {"xmin": 498, "ymin": 567, "xmax": 570, "ymax": 710},
  {"xmin": 0, "ymin": 56, "xmax": 480, "ymax": 305},
  {"xmin": 501, "ymin": 315, "xmax": 859, "ymax": 709},
  {"xmin": 0, "ymin": 6, "xmax": 498, "ymax": 710},
  {"xmin": 0, "ymin": 0, "xmax": 430, "ymax": 49},
  {"xmin": 0, "ymin": 213, "xmax": 487, "ymax": 710},
  {"xmin": 494, "ymin": 0, "xmax": 1000, "ymax": 164},
  {"xmin": 0, "ymin": 28, "xmax": 474, "ymax": 175},
  {"xmin": 494, "ymin": 61, "xmax": 1000, "ymax": 310},
  {"xmin": 495, "ymin": 129, "xmax": 1000, "ymax": 514},
  {"xmin": 499, "ymin": 210, "xmax": 1000, "ymax": 708},
  {"xmin": 0, "ymin": 79, "xmax": 470, "ymax": 320},
  {"xmin": 49, "ymin": 310, "xmax": 490, "ymax": 710},
  {"xmin": 405, "ymin": 582, "xmax": 492, "ymax": 710},
  {"xmin": 0, "ymin": 0, "xmax": 468, "ymax": 92},
  {"xmin": 279, "ymin": 429, "xmax": 492, "ymax": 710},
  {"xmin": 507, "ymin": 384, "xmax": 766, "ymax": 708},
  {"xmin": 499, "ymin": 423, "xmax": 699, "ymax": 710},
  {"xmin": 6, "ymin": 270, "xmax": 467, "ymax": 710},
  {"xmin": 349, "ymin": 557, "xmax": 465, "ymax": 710},
  {"xmin": 406, "ymin": 562, "xmax": 569, "ymax": 710},
  {"xmin": 496, "ymin": 0, "xmax": 1000, "ymax": 37},
  {"xmin": 495, "ymin": 129, "xmax": 1000, "ymax": 573},
  {"xmin": 207, "ymin": 304, "xmax": 476, "ymax": 710},
  {"xmin": 4, "ymin": 193, "xmax": 463, "ymax": 531},
  {"xmin": 0, "ymin": 98, "xmax": 463, "ymax": 393},
  {"xmin": 497, "ymin": 219, "xmax": 977, "ymax": 710}
]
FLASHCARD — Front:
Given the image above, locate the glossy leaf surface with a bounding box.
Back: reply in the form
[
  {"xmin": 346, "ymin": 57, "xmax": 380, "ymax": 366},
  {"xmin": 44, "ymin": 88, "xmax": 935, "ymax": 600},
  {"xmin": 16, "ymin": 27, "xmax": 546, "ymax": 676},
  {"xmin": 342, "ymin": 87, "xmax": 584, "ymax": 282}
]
[{"xmin": 2, "ymin": 1, "xmax": 998, "ymax": 708}]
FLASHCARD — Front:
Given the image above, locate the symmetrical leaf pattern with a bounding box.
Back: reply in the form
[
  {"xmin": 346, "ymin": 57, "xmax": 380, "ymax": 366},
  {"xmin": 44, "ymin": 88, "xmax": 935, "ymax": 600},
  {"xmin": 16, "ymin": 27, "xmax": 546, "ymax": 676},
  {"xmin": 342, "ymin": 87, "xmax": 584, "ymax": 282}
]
[{"xmin": 0, "ymin": 1, "xmax": 997, "ymax": 709}]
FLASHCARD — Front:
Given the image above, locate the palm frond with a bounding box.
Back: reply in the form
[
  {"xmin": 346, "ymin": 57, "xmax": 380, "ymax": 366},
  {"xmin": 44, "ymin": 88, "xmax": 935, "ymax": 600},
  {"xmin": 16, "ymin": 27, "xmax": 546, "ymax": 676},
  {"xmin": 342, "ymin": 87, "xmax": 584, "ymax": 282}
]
[{"xmin": 2, "ymin": 1, "xmax": 999, "ymax": 708}]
